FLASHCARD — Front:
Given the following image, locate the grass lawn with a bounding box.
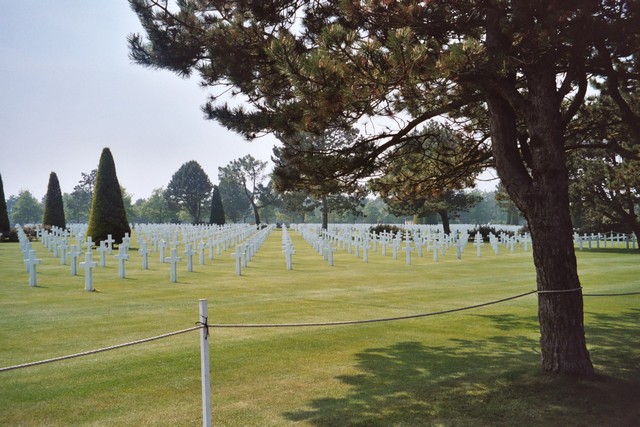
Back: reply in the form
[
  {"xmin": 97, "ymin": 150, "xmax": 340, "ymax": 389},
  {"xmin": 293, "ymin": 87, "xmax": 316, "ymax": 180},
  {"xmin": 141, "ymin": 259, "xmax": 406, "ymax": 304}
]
[{"xmin": 1, "ymin": 228, "xmax": 639, "ymax": 426}]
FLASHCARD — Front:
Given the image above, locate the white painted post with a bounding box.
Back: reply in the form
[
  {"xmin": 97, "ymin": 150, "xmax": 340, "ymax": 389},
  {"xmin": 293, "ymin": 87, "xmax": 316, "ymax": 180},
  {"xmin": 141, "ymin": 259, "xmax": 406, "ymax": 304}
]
[{"xmin": 199, "ymin": 299, "xmax": 212, "ymax": 427}]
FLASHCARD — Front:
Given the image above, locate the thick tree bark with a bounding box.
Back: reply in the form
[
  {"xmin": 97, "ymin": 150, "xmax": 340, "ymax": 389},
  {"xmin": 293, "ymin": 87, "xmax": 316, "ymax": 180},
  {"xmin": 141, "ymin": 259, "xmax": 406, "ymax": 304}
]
[
  {"xmin": 321, "ymin": 196, "xmax": 329, "ymax": 231},
  {"xmin": 438, "ymin": 210, "xmax": 451, "ymax": 235},
  {"xmin": 486, "ymin": 83, "xmax": 594, "ymax": 376},
  {"xmin": 251, "ymin": 201, "xmax": 261, "ymax": 225}
]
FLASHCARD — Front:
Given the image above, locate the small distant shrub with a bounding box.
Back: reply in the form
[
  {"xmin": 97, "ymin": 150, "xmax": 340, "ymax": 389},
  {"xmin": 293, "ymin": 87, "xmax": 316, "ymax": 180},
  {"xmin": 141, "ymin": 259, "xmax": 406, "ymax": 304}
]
[
  {"xmin": 0, "ymin": 226, "xmax": 37, "ymax": 242},
  {"xmin": 471, "ymin": 225, "xmax": 516, "ymax": 242},
  {"xmin": 370, "ymin": 224, "xmax": 403, "ymax": 235}
]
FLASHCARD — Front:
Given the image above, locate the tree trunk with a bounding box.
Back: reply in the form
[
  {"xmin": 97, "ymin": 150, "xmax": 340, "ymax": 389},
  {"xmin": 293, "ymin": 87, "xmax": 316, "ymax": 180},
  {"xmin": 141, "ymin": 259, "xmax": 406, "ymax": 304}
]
[
  {"xmin": 527, "ymin": 198, "xmax": 593, "ymax": 375},
  {"xmin": 321, "ymin": 196, "xmax": 329, "ymax": 230},
  {"xmin": 438, "ymin": 210, "xmax": 451, "ymax": 235},
  {"xmin": 630, "ymin": 223, "xmax": 640, "ymax": 251},
  {"xmin": 485, "ymin": 76, "xmax": 594, "ymax": 376},
  {"xmin": 252, "ymin": 201, "xmax": 261, "ymax": 225}
]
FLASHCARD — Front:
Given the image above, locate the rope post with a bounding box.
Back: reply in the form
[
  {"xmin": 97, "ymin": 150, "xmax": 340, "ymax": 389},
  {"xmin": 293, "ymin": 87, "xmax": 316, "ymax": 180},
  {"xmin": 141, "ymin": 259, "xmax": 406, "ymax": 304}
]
[{"xmin": 199, "ymin": 299, "xmax": 212, "ymax": 427}]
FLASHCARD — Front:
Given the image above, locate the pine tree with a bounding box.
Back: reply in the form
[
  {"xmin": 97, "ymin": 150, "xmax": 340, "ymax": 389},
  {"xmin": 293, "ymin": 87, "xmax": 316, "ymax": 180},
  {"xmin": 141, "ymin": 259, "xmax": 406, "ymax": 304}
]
[
  {"xmin": 42, "ymin": 172, "xmax": 66, "ymax": 229},
  {"xmin": 165, "ymin": 160, "xmax": 213, "ymax": 223},
  {"xmin": 209, "ymin": 185, "xmax": 225, "ymax": 225},
  {"xmin": 0, "ymin": 173, "xmax": 10, "ymax": 234},
  {"xmin": 87, "ymin": 148, "xmax": 130, "ymax": 244}
]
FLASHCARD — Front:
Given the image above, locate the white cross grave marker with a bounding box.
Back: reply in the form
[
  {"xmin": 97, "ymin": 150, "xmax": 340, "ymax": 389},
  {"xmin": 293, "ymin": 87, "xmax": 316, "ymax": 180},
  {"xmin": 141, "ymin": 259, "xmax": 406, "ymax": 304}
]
[
  {"xmin": 159, "ymin": 239, "xmax": 167, "ymax": 263},
  {"xmin": 25, "ymin": 250, "xmax": 41, "ymax": 287},
  {"xmin": 85, "ymin": 236, "xmax": 94, "ymax": 254},
  {"xmin": 231, "ymin": 247, "xmax": 242, "ymax": 276},
  {"xmin": 184, "ymin": 243, "xmax": 195, "ymax": 272},
  {"xmin": 283, "ymin": 245, "xmax": 295, "ymax": 270},
  {"xmin": 138, "ymin": 241, "xmax": 151, "ymax": 270},
  {"xmin": 114, "ymin": 245, "xmax": 129, "ymax": 279},
  {"xmin": 105, "ymin": 234, "xmax": 115, "ymax": 255},
  {"xmin": 69, "ymin": 244, "xmax": 80, "ymax": 276},
  {"xmin": 198, "ymin": 240, "xmax": 206, "ymax": 265},
  {"xmin": 97, "ymin": 241, "xmax": 108, "ymax": 267},
  {"xmin": 60, "ymin": 239, "xmax": 68, "ymax": 265},
  {"xmin": 80, "ymin": 252, "xmax": 97, "ymax": 291},
  {"xmin": 166, "ymin": 248, "xmax": 182, "ymax": 283}
]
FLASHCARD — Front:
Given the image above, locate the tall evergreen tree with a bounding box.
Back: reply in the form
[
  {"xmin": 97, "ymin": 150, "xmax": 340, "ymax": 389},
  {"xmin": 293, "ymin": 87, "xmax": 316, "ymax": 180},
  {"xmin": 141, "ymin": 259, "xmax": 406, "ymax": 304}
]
[
  {"xmin": 42, "ymin": 172, "xmax": 66, "ymax": 229},
  {"xmin": 165, "ymin": 161, "xmax": 213, "ymax": 223},
  {"xmin": 209, "ymin": 185, "xmax": 225, "ymax": 225},
  {"xmin": 87, "ymin": 148, "xmax": 130, "ymax": 244},
  {"xmin": 0, "ymin": 174, "xmax": 10, "ymax": 234}
]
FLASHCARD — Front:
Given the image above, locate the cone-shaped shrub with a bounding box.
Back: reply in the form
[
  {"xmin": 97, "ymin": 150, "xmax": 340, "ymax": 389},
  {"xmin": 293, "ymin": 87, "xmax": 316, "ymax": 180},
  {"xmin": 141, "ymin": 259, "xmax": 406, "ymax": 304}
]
[
  {"xmin": 0, "ymin": 174, "xmax": 10, "ymax": 234},
  {"xmin": 42, "ymin": 172, "xmax": 66, "ymax": 229},
  {"xmin": 87, "ymin": 148, "xmax": 130, "ymax": 244},
  {"xmin": 209, "ymin": 185, "xmax": 226, "ymax": 225}
]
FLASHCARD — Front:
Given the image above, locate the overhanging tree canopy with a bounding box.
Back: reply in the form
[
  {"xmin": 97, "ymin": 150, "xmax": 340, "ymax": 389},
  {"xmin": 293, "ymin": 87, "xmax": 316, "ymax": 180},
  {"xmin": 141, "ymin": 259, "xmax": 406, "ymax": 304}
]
[{"xmin": 129, "ymin": 0, "xmax": 640, "ymax": 376}]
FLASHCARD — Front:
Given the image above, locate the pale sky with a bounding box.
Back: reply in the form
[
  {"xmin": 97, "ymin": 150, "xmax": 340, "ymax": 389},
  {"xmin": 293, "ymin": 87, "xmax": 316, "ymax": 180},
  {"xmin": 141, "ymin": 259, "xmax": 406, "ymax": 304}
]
[
  {"xmin": 0, "ymin": 2, "xmax": 497, "ymax": 202},
  {"xmin": 0, "ymin": 1, "xmax": 277, "ymax": 201}
]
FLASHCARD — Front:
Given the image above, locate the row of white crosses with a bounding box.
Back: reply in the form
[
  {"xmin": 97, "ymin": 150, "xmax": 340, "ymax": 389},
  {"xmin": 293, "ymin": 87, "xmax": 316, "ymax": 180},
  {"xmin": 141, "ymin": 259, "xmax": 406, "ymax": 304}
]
[
  {"xmin": 573, "ymin": 231, "xmax": 637, "ymax": 250},
  {"xmin": 134, "ymin": 223, "xmax": 261, "ymax": 281},
  {"xmin": 27, "ymin": 223, "xmax": 267, "ymax": 288},
  {"xmin": 15, "ymin": 226, "xmax": 41, "ymax": 287},
  {"xmin": 230, "ymin": 225, "xmax": 275, "ymax": 276},
  {"xmin": 281, "ymin": 225, "xmax": 296, "ymax": 270},
  {"xmin": 292, "ymin": 223, "xmax": 536, "ymax": 266}
]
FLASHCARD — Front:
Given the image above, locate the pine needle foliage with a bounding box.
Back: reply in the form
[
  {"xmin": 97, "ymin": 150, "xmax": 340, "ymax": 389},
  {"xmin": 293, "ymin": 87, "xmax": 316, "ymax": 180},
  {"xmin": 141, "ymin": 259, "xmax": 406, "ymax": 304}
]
[
  {"xmin": 209, "ymin": 185, "xmax": 225, "ymax": 225},
  {"xmin": 0, "ymin": 174, "xmax": 10, "ymax": 234},
  {"xmin": 87, "ymin": 148, "xmax": 130, "ymax": 244},
  {"xmin": 42, "ymin": 172, "xmax": 66, "ymax": 229}
]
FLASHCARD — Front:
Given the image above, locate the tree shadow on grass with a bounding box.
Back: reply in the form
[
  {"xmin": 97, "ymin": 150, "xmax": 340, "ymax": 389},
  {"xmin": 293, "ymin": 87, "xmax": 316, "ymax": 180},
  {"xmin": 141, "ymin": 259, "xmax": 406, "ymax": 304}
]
[{"xmin": 284, "ymin": 311, "xmax": 640, "ymax": 426}]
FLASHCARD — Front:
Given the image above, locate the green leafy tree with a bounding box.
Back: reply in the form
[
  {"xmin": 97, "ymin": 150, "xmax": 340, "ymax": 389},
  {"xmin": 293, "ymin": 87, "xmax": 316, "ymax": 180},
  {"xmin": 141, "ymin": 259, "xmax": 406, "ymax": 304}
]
[
  {"xmin": 280, "ymin": 190, "xmax": 318, "ymax": 223},
  {"xmin": 458, "ymin": 191, "xmax": 501, "ymax": 225},
  {"xmin": 165, "ymin": 161, "xmax": 213, "ymax": 224},
  {"xmin": 567, "ymin": 93, "xmax": 640, "ymax": 241},
  {"xmin": 0, "ymin": 174, "xmax": 10, "ymax": 234},
  {"xmin": 273, "ymin": 128, "xmax": 368, "ymax": 229},
  {"xmin": 218, "ymin": 155, "xmax": 269, "ymax": 224},
  {"xmin": 209, "ymin": 185, "xmax": 225, "ymax": 225},
  {"xmin": 42, "ymin": 172, "xmax": 66, "ymax": 229},
  {"xmin": 218, "ymin": 178, "xmax": 251, "ymax": 223},
  {"xmin": 371, "ymin": 123, "xmax": 484, "ymax": 233},
  {"xmin": 495, "ymin": 183, "xmax": 523, "ymax": 225},
  {"xmin": 569, "ymin": 149, "xmax": 640, "ymax": 241},
  {"xmin": 11, "ymin": 190, "xmax": 43, "ymax": 225},
  {"xmin": 87, "ymin": 148, "xmax": 131, "ymax": 244},
  {"xmin": 362, "ymin": 197, "xmax": 403, "ymax": 224},
  {"xmin": 129, "ymin": 0, "xmax": 640, "ymax": 375},
  {"xmin": 65, "ymin": 169, "xmax": 97, "ymax": 223},
  {"xmin": 138, "ymin": 188, "xmax": 177, "ymax": 223}
]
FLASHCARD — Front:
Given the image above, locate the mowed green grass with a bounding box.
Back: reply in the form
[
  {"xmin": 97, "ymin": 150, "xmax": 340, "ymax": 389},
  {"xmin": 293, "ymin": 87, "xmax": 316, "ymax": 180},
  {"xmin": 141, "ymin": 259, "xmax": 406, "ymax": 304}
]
[{"xmin": 1, "ymin": 229, "xmax": 639, "ymax": 426}]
